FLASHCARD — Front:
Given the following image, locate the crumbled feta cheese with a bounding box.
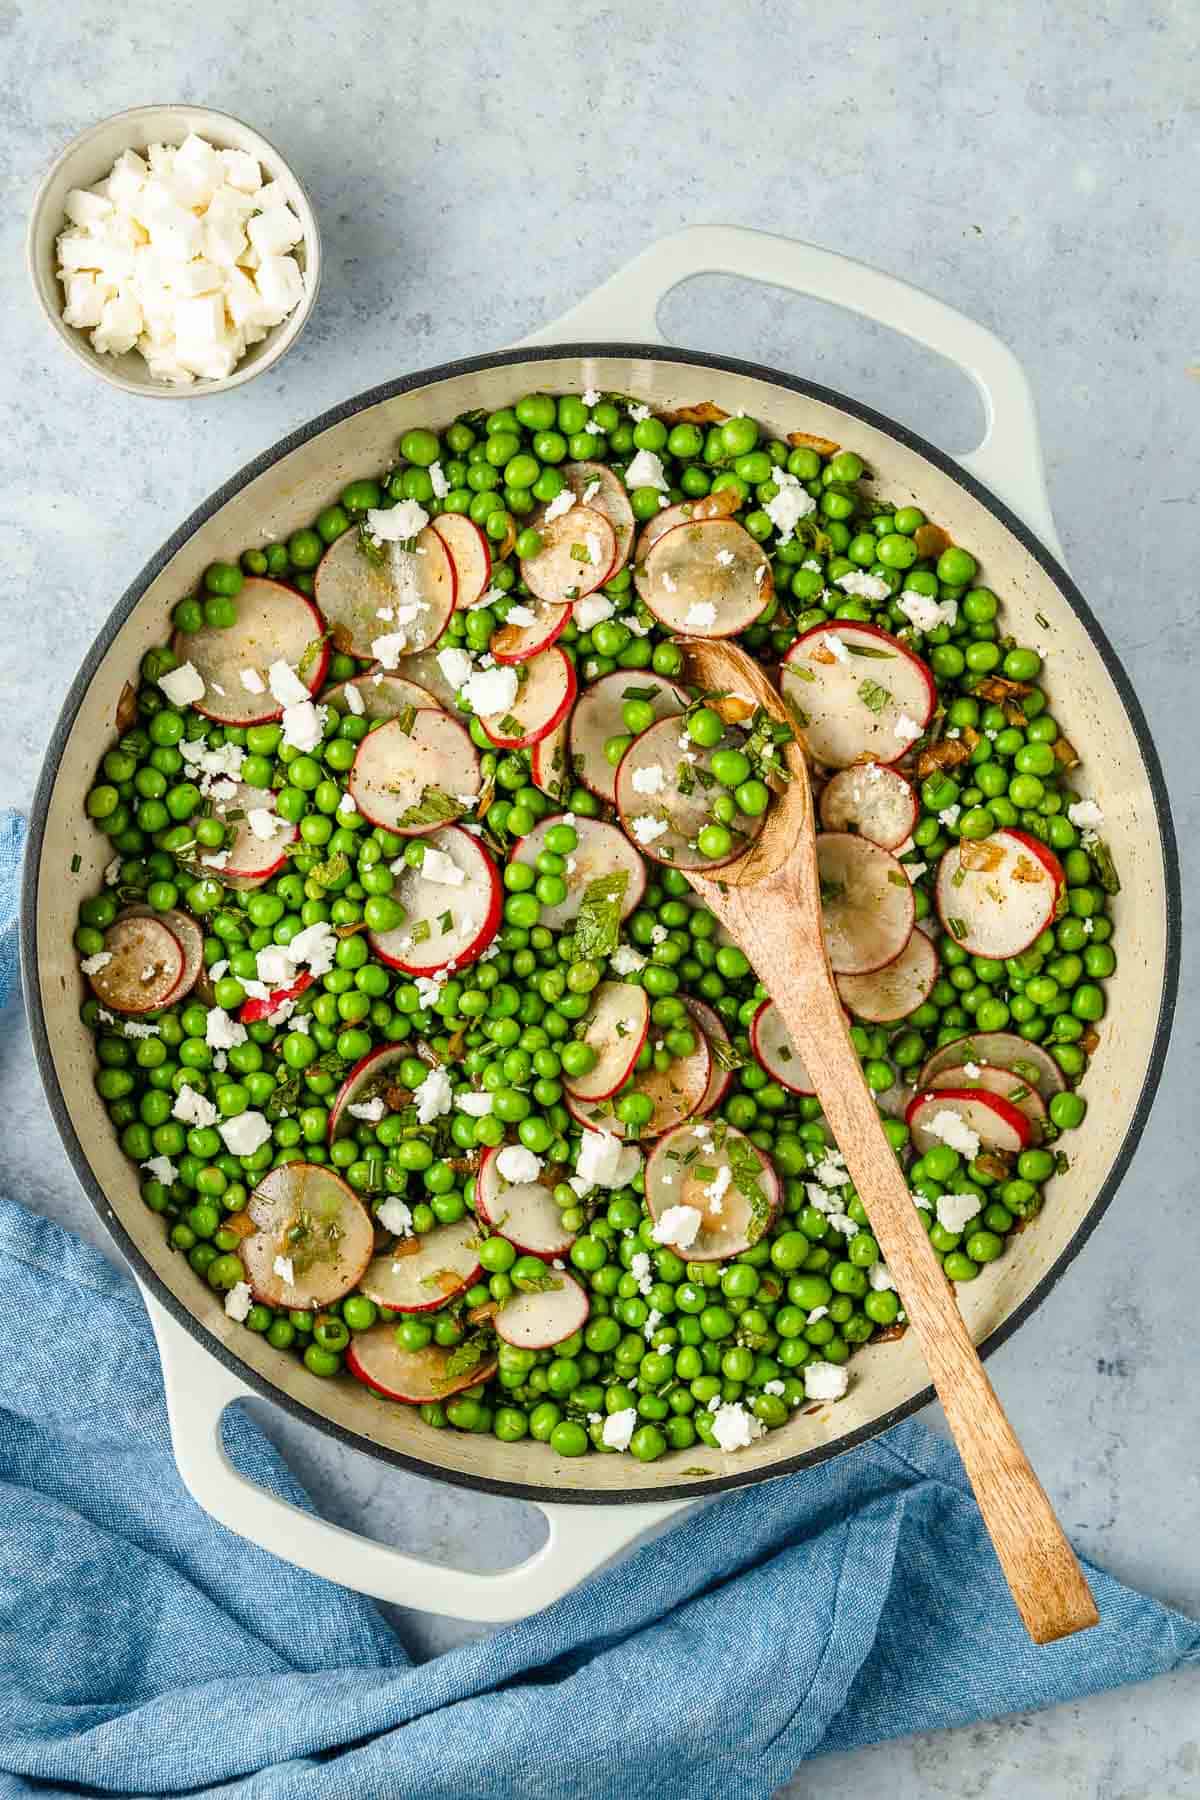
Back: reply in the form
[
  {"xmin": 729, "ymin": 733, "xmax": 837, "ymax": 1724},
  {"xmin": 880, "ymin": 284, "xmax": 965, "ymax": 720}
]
[
  {"xmin": 574, "ymin": 1130, "xmax": 640, "ymax": 1191},
  {"xmin": 461, "ymin": 664, "xmax": 519, "ymax": 718},
  {"xmin": 267, "ymin": 659, "xmax": 310, "ymax": 707},
  {"xmin": 763, "ymin": 1379, "xmax": 786, "ymax": 1397},
  {"xmin": 630, "ymin": 815, "xmax": 668, "ymax": 845},
  {"xmin": 661, "ymin": 573, "xmax": 677, "ymax": 593},
  {"xmin": 428, "ymin": 461, "xmax": 450, "ymax": 500},
  {"xmin": 102, "ymin": 856, "xmax": 122, "ymax": 887},
  {"xmin": 683, "ymin": 600, "xmax": 718, "ymax": 631},
  {"xmin": 413, "ymin": 1066, "xmax": 453, "ymax": 1123},
  {"xmin": 836, "ymin": 571, "xmax": 891, "ymax": 601},
  {"xmin": 602, "ymin": 1407, "xmax": 638, "ymax": 1452},
  {"xmin": 630, "ymin": 763, "xmax": 666, "ymax": 795},
  {"xmin": 172, "ymin": 1085, "xmax": 218, "ymax": 1129},
  {"xmin": 419, "ymin": 847, "xmax": 466, "ymax": 887},
  {"xmin": 897, "ymin": 592, "xmax": 958, "ymax": 632},
  {"xmin": 218, "ymin": 1111, "xmax": 273, "ymax": 1157},
  {"xmin": 414, "ymin": 973, "xmax": 446, "ymax": 1008},
  {"xmin": 573, "ymin": 593, "xmax": 615, "ymax": 631},
  {"xmin": 807, "ymin": 1305, "xmax": 829, "ymax": 1324},
  {"xmin": 624, "ymin": 449, "xmax": 669, "ymax": 491},
  {"xmin": 496, "ymin": 1144, "xmax": 543, "ymax": 1184},
  {"xmin": 200, "ymin": 849, "xmax": 230, "ymax": 871},
  {"xmin": 650, "ymin": 1204, "xmax": 702, "ymax": 1250},
  {"xmin": 273, "ymin": 1255, "xmax": 296, "ymax": 1288},
  {"xmin": 582, "ymin": 387, "xmax": 601, "ymax": 407},
  {"xmin": 543, "ymin": 488, "xmax": 577, "ymax": 522},
  {"xmin": 827, "ymin": 1212, "xmax": 860, "ymax": 1239},
  {"xmin": 80, "ymin": 951, "xmax": 113, "ymax": 976},
  {"xmin": 585, "ymin": 531, "xmax": 604, "ymax": 567},
  {"xmin": 904, "ymin": 862, "xmax": 927, "ymax": 883},
  {"xmin": 715, "ymin": 547, "xmax": 735, "ymax": 568},
  {"xmin": 455, "ymin": 1091, "xmax": 494, "ymax": 1117},
  {"xmin": 158, "ymin": 662, "xmax": 206, "ymax": 707},
  {"xmin": 347, "ymin": 1096, "xmax": 387, "ymax": 1122},
  {"xmin": 224, "ymin": 1282, "xmax": 253, "ymax": 1323},
  {"xmin": 1067, "ymin": 799, "xmax": 1105, "ymax": 831},
  {"xmin": 626, "ymin": 401, "xmax": 650, "ymax": 421},
  {"xmin": 141, "ymin": 1154, "xmax": 178, "ymax": 1186},
  {"xmin": 822, "ymin": 633, "xmax": 850, "ymax": 664},
  {"xmin": 711, "ymin": 1401, "xmax": 763, "ymax": 1452},
  {"xmin": 706, "ymin": 1164, "xmax": 732, "ymax": 1209},
  {"xmin": 868, "ymin": 1263, "xmax": 896, "ymax": 1292},
  {"xmin": 938, "ymin": 804, "xmax": 961, "ymax": 828},
  {"xmin": 924, "ymin": 1109, "xmax": 981, "ymax": 1159},
  {"xmin": 366, "ymin": 499, "xmax": 429, "ymax": 542},
  {"xmin": 205, "ymin": 1007, "xmax": 247, "ymax": 1051},
  {"xmin": 893, "ymin": 714, "xmax": 924, "ymax": 744},
  {"xmin": 285, "ymin": 920, "xmax": 338, "ymax": 977},
  {"xmin": 804, "ymin": 1361, "xmax": 850, "ymax": 1402},
  {"xmin": 610, "ymin": 943, "xmax": 647, "ymax": 975},
  {"xmin": 504, "ymin": 603, "xmax": 537, "ymax": 627},
  {"xmin": 280, "ymin": 700, "xmax": 325, "ymax": 753},
  {"xmin": 963, "ymin": 1061, "xmax": 982, "ymax": 1078},
  {"xmin": 936, "ymin": 1192, "xmax": 983, "ymax": 1234},
  {"xmin": 630, "ymin": 1251, "xmax": 654, "ymax": 1295},
  {"xmin": 377, "ymin": 1196, "xmax": 414, "ymax": 1238},
  {"xmin": 763, "ymin": 466, "xmax": 816, "ymax": 542},
  {"xmin": 649, "ymin": 924, "xmax": 668, "ymax": 946}
]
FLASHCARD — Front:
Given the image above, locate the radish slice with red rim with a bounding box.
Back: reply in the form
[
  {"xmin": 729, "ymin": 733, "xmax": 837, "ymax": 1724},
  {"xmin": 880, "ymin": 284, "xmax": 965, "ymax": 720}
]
[
  {"xmin": 175, "ymin": 579, "xmax": 328, "ymax": 727},
  {"xmin": 563, "ymin": 1091, "xmax": 629, "ymax": 1138},
  {"xmin": 430, "ymin": 513, "xmax": 491, "ymax": 610},
  {"xmin": 905, "ymin": 1087, "xmax": 1032, "ymax": 1158},
  {"xmin": 684, "ymin": 996, "xmax": 736, "ymax": 1113},
  {"xmin": 636, "ymin": 518, "xmax": 772, "ymax": 637},
  {"xmin": 520, "ymin": 506, "xmax": 616, "ymax": 602},
  {"xmin": 490, "ymin": 601, "xmax": 570, "ymax": 665},
  {"xmin": 918, "ymin": 1031, "xmax": 1066, "ymax": 1099},
  {"xmin": 781, "ymin": 623, "xmax": 935, "ymax": 769},
  {"xmin": 636, "ymin": 499, "xmax": 695, "ymax": 561},
  {"xmin": 323, "ymin": 672, "xmax": 438, "ymax": 720},
  {"xmin": 569, "ymin": 669, "xmax": 687, "ymax": 803},
  {"xmin": 240, "ymin": 968, "xmax": 313, "ymax": 1026},
  {"xmin": 360, "ymin": 1220, "xmax": 482, "ymax": 1313},
  {"xmin": 475, "ymin": 1147, "xmax": 576, "ymax": 1258},
  {"xmin": 750, "ymin": 998, "xmax": 817, "ymax": 1095},
  {"xmin": 349, "ymin": 712, "xmax": 480, "ymax": 836},
  {"xmin": 495, "ymin": 1271, "xmax": 590, "ymax": 1349},
  {"xmin": 562, "ymin": 981, "xmax": 650, "ymax": 1101},
  {"xmin": 645, "ymin": 1121, "xmax": 781, "ymax": 1262},
  {"xmin": 314, "ymin": 525, "xmax": 455, "ymax": 659},
  {"xmin": 388, "ymin": 648, "xmax": 464, "ymax": 712},
  {"xmin": 530, "ymin": 716, "xmax": 571, "ymax": 802},
  {"xmin": 198, "ymin": 782, "xmax": 297, "ymax": 891},
  {"xmin": 478, "ymin": 646, "xmax": 577, "ymax": 749},
  {"xmin": 327, "ymin": 1042, "xmax": 412, "ymax": 1138},
  {"xmin": 626, "ymin": 1030, "xmax": 712, "ymax": 1138},
  {"xmin": 818, "ymin": 762, "xmax": 918, "ymax": 850},
  {"xmin": 835, "ymin": 928, "xmax": 939, "ymax": 1023},
  {"xmin": 86, "ymin": 915, "xmax": 184, "ymax": 1014},
  {"xmin": 925, "ymin": 1064, "xmax": 1048, "ymax": 1132},
  {"xmin": 368, "ymin": 823, "xmax": 501, "ymax": 974},
  {"xmin": 817, "ymin": 832, "xmax": 915, "ymax": 975},
  {"xmin": 615, "ymin": 717, "xmax": 766, "ymax": 871},
  {"xmin": 119, "ymin": 906, "xmax": 202, "ymax": 1002},
  {"xmin": 935, "ymin": 829, "xmax": 1064, "ymax": 960},
  {"xmin": 512, "ymin": 816, "xmax": 645, "ymax": 932},
  {"xmin": 241, "ymin": 1163, "xmax": 375, "ymax": 1309},
  {"xmin": 346, "ymin": 1326, "xmax": 497, "ymax": 1404},
  {"xmin": 563, "ymin": 462, "xmax": 636, "ymax": 572}
]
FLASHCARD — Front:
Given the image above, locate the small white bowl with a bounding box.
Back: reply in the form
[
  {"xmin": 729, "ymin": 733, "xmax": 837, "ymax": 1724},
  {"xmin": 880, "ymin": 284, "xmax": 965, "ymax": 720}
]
[{"xmin": 27, "ymin": 104, "xmax": 321, "ymax": 399}]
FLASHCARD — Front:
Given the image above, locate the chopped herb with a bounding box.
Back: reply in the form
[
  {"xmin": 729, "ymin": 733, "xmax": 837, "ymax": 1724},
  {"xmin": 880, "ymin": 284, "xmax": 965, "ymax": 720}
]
[
  {"xmin": 1034, "ymin": 611, "xmax": 1050, "ymax": 630},
  {"xmin": 574, "ymin": 869, "xmax": 631, "ymax": 962},
  {"xmin": 947, "ymin": 916, "xmax": 968, "ymax": 940},
  {"xmin": 693, "ymin": 764, "xmax": 716, "ymax": 790},
  {"xmin": 1088, "ymin": 838, "xmax": 1121, "ymax": 895},
  {"xmin": 858, "ymin": 678, "xmax": 893, "ymax": 714},
  {"xmin": 357, "ymin": 520, "xmax": 387, "ymax": 566},
  {"xmin": 410, "ymin": 920, "xmax": 432, "ymax": 944},
  {"xmin": 615, "ymin": 1019, "xmax": 629, "ymax": 1039},
  {"xmin": 789, "ymin": 664, "xmax": 816, "ymax": 683},
  {"xmin": 819, "ymin": 877, "xmax": 845, "ymax": 904},
  {"xmin": 70, "ymin": 853, "xmax": 81, "ymax": 873},
  {"xmin": 497, "ymin": 713, "xmax": 524, "ymax": 739},
  {"xmin": 709, "ymin": 1036, "xmax": 745, "ymax": 1073},
  {"xmin": 569, "ymin": 543, "xmax": 590, "ymax": 562},
  {"xmin": 394, "ymin": 786, "xmax": 461, "ymax": 829},
  {"xmin": 1011, "ymin": 1060, "xmax": 1042, "ymax": 1085},
  {"xmin": 886, "ymin": 870, "xmax": 908, "ymax": 888},
  {"xmin": 512, "ymin": 1267, "xmax": 563, "ymax": 1295},
  {"xmin": 438, "ymin": 1335, "xmax": 492, "ymax": 1385},
  {"xmin": 694, "ymin": 1164, "xmax": 718, "ymax": 1183},
  {"xmin": 564, "ymin": 586, "xmax": 580, "ymax": 600},
  {"xmin": 308, "ymin": 850, "xmax": 350, "ymax": 888},
  {"xmin": 776, "ymin": 1044, "xmax": 793, "ymax": 1063},
  {"xmin": 845, "ymin": 643, "xmax": 896, "ymax": 659},
  {"xmin": 437, "ymin": 909, "xmax": 454, "ymax": 934},
  {"xmin": 297, "ymin": 634, "xmax": 328, "ymax": 682},
  {"xmin": 622, "ymin": 686, "xmax": 661, "ymax": 703},
  {"xmin": 1007, "ymin": 1084, "xmax": 1030, "ymax": 1103},
  {"xmin": 1054, "ymin": 1150, "xmax": 1070, "ymax": 1175},
  {"xmin": 394, "ymin": 705, "xmax": 417, "ymax": 737},
  {"xmin": 951, "ymin": 865, "xmax": 967, "ymax": 888},
  {"xmin": 677, "ymin": 763, "xmax": 696, "ymax": 797},
  {"xmin": 726, "ymin": 1134, "xmax": 771, "ymax": 1245}
]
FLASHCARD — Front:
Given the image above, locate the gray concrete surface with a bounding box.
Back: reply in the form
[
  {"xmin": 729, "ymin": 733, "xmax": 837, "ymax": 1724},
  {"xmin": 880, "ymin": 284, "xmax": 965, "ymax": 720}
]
[{"xmin": 1, "ymin": 1, "xmax": 1197, "ymax": 1792}]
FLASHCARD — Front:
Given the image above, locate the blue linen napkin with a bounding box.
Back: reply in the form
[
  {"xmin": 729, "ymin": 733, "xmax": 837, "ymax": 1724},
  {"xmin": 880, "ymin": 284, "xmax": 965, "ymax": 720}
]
[{"xmin": 1, "ymin": 806, "xmax": 1196, "ymax": 1800}]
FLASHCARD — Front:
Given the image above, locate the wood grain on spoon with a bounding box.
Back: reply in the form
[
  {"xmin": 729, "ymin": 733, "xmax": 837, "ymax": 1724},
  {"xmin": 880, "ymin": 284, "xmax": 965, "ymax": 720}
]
[{"xmin": 678, "ymin": 636, "xmax": 1098, "ymax": 1646}]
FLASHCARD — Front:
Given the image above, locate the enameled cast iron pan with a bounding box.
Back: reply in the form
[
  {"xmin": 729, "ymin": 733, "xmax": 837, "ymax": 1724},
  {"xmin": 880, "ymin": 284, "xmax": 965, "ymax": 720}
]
[{"xmin": 21, "ymin": 228, "xmax": 1180, "ymax": 1620}]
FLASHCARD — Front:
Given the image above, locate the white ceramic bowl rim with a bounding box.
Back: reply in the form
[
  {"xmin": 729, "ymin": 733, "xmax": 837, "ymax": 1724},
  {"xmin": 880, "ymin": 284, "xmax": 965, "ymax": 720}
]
[{"xmin": 20, "ymin": 342, "xmax": 1182, "ymax": 1505}]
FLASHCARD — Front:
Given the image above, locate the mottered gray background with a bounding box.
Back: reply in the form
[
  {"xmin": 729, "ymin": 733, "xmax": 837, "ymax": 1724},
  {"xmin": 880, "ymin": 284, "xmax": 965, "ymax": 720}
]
[{"xmin": 1, "ymin": 2, "xmax": 1197, "ymax": 1793}]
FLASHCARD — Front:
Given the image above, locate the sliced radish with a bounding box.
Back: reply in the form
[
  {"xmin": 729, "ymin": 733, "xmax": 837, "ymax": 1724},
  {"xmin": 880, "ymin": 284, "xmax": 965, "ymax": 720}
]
[
  {"xmin": 569, "ymin": 669, "xmax": 687, "ymax": 804},
  {"xmin": 636, "ymin": 518, "xmax": 772, "ymax": 637},
  {"xmin": 615, "ymin": 717, "xmax": 766, "ymax": 872},
  {"xmin": 530, "ymin": 716, "xmax": 571, "ymax": 802},
  {"xmin": 241, "ymin": 1163, "xmax": 374, "ymax": 1309},
  {"xmin": 368, "ymin": 824, "xmax": 501, "ymax": 973},
  {"xmin": 478, "ymin": 646, "xmax": 576, "ymax": 750},
  {"xmin": 905, "ymin": 1087, "xmax": 1032, "ymax": 1158},
  {"xmin": 819, "ymin": 762, "xmax": 918, "ymax": 850},
  {"xmin": 935, "ymin": 830, "xmax": 1064, "ymax": 960},
  {"xmin": 200, "ymin": 782, "xmax": 298, "ymax": 891},
  {"xmin": 645, "ymin": 1122, "xmax": 781, "ymax": 1262},
  {"xmin": 495, "ymin": 1272, "xmax": 590, "ymax": 1349},
  {"xmin": 314, "ymin": 525, "xmax": 455, "ymax": 659},
  {"xmin": 563, "ymin": 1090, "xmax": 626, "ymax": 1137},
  {"xmin": 360, "ymin": 1220, "xmax": 482, "ymax": 1313},
  {"xmin": 175, "ymin": 580, "xmax": 327, "ymax": 727},
  {"xmin": 627, "ymin": 1030, "xmax": 712, "ymax": 1138},
  {"xmin": 684, "ymin": 996, "xmax": 736, "ymax": 1114},
  {"xmin": 475, "ymin": 1146, "xmax": 576, "ymax": 1259},
  {"xmin": 346, "ymin": 1325, "xmax": 497, "ymax": 1404},
  {"xmin": 835, "ymin": 929, "xmax": 939, "ymax": 1023},
  {"xmin": 119, "ymin": 906, "xmax": 202, "ymax": 1003},
  {"xmin": 328, "ymin": 1042, "xmax": 412, "ymax": 1140},
  {"xmin": 781, "ymin": 623, "xmax": 936, "ymax": 769},
  {"xmin": 388, "ymin": 647, "xmax": 464, "ymax": 712},
  {"xmin": 925, "ymin": 1064, "xmax": 1048, "ymax": 1132},
  {"xmin": 86, "ymin": 915, "xmax": 184, "ymax": 1014},
  {"xmin": 817, "ymin": 833, "xmax": 915, "ymax": 975},
  {"xmin": 563, "ymin": 462, "xmax": 636, "ymax": 572},
  {"xmin": 918, "ymin": 1031, "xmax": 1066, "ymax": 1099},
  {"xmin": 520, "ymin": 506, "xmax": 616, "ymax": 602},
  {"xmin": 349, "ymin": 712, "xmax": 480, "ymax": 836},
  {"xmin": 511, "ymin": 815, "xmax": 644, "ymax": 931},
  {"xmin": 750, "ymin": 998, "xmax": 816, "ymax": 1095},
  {"xmin": 636, "ymin": 499, "xmax": 695, "ymax": 561},
  {"xmin": 430, "ymin": 513, "xmax": 491, "ymax": 610},
  {"xmin": 240, "ymin": 968, "xmax": 313, "ymax": 1026},
  {"xmin": 562, "ymin": 981, "xmax": 650, "ymax": 1102},
  {"xmin": 323, "ymin": 671, "xmax": 439, "ymax": 720},
  {"xmin": 490, "ymin": 601, "xmax": 570, "ymax": 666}
]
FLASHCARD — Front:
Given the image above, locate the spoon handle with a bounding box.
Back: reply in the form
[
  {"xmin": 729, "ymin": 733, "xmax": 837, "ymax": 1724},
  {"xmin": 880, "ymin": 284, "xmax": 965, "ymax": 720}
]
[{"xmin": 766, "ymin": 966, "xmax": 1098, "ymax": 1643}]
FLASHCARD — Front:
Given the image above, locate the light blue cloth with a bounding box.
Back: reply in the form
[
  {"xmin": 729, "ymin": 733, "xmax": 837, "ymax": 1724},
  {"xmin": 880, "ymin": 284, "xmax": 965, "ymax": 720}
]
[{"xmin": 0, "ymin": 806, "xmax": 1196, "ymax": 1800}]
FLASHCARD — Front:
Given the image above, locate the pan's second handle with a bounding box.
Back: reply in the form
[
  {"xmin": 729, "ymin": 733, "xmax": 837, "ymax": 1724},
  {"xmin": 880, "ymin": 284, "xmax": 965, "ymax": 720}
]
[
  {"xmin": 520, "ymin": 224, "xmax": 1065, "ymax": 562},
  {"xmin": 145, "ymin": 1291, "xmax": 690, "ymax": 1622}
]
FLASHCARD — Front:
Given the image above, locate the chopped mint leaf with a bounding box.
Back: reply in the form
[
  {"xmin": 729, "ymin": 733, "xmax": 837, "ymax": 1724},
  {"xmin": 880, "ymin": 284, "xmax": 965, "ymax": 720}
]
[
  {"xmin": 394, "ymin": 786, "xmax": 461, "ymax": 829},
  {"xmin": 858, "ymin": 678, "xmax": 893, "ymax": 714},
  {"xmin": 574, "ymin": 870, "xmax": 630, "ymax": 962}
]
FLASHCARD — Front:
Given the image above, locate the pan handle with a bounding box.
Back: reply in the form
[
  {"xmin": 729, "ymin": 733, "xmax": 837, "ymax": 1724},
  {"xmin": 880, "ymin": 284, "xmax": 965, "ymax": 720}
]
[
  {"xmin": 521, "ymin": 225, "xmax": 1065, "ymax": 561},
  {"xmin": 144, "ymin": 1289, "xmax": 690, "ymax": 1622}
]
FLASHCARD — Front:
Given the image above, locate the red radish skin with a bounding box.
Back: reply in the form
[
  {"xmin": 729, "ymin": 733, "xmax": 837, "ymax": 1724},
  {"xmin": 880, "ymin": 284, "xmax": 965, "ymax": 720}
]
[
  {"xmin": 240, "ymin": 1163, "xmax": 375, "ymax": 1310},
  {"xmin": 918, "ymin": 1031, "xmax": 1067, "ymax": 1099},
  {"xmin": 562, "ymin": 982, "xmax": 651, "ymax": 1102},
  {"xmin": 816, "ymin": 833, "xmax": 916, "ymax": 975},
  {"xmin": 626, "ymin": 1029, "xmax": 712, "ymax": 1138},
  {"xmin": 835, "ymin": 928, "xmax": 939, "ymax": 1023},
  {"xmin": 563, "ymin": 462, "xmax": 636, "ymax": 572},
  {"xmin": 512, "ymin": 816, "xmax": 645, "ymax": 931},
  {"xmin": 346, "ymin": 1327, "xmax": 497, "ymax": 1404},
  {"xmin": 520, "ymin": 506, "xmax": 617, "ymax": 602},
  {"xmin": 781, "ymin": 623, "xmax": 935, "ymax": 769},
  {"xmin": 905, "ymin": 1087, "xmax": 1033, "ymax": 1158},
  {"xmin": 750, "ymin": 998, "xmax": 819, "ymax": 1095},
  {"xmin": 490, "ymin": 601, "xmax": 570, "ymax": 665},
  {"xmin": 926, "ymin": 1064, "xmax": 1048, "ymax": 1132},
  {"xmin": 644, "ymin": 1122, "xmax": 781, "ymax": 1262},
  {"xmin": 478, "ymin": 646, "xmax": 577, "ymax": 749},
  {"xmin": 387, "ymin": 648, "xmax": 465, "ymax": 713},
  {"xmin": 568, "ymin": 669, "xmax": 687, "ymax": 804},
  {"xmin": 818, "ymin": 762, "xmax": 919, "ymax": 850},
  {"xmin": 359, "ymin": 1220, "xmax": 482, "ymax": 1313},
  {"xmin": 935, "ymin": 829, "xmax": 1064, "ymax": 960},
  {"xmin": 635, "ymin": 518, "xmax": 772, "ymax": 638},
  {"xmin": 197, "ymin": 782, "xmax": 298, "ymax": 892},
  {"xmin": 367, "ymin": 824, "xmax": 502, "ymax": 975},
  {"xmin": 327, "ymin": 1041, "xmax": 414, "ymax": 1140},
  {"xmin": 684, "ymin": 996, "xmax": 736, "ymax": 1113},
  {"xmin": 475, "ymin": 1146, "xmax": 577, "ymax": 1259},
  {"xmin": 177, "ymin": 580, "xmax": 328, "ymax": 728},
  {"xmin": 348, "ymin": 712, "xmax": 480, "ymax": 836},
  {"xmin": 86, "ymin": 915, "xmax": 184, "ymax": 1014},
  {"xmin": 240, "ymin": 968, "xmax": 314, "ymax": 1025},
  {"xmin": 495, "ymin": 1273, "xmax": 590, "ymax": 1349},
  {"xmin": 636, "ymin": 500, "xmax": 695, "ymax": 561},
  {"xmin": 119, "ymin": 906, "xmax": 203, "ymax": 1004},
  {"xmin": 530, "ymin": 717, "xmax": 571, "ymax": 802},
  {"xmin": 430, "ymin": 513, "xmax": 491, "ymax": 610},
  {"xmin": 314, "ymin": 525, "xmax": 455, "ymax": 659}
]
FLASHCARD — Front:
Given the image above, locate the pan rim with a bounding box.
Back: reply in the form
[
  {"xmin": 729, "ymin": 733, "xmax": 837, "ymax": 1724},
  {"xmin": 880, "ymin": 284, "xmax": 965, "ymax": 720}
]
[{"xmin": 20, "ymin": 341, "xmax": 1182, "ymax": 1507}]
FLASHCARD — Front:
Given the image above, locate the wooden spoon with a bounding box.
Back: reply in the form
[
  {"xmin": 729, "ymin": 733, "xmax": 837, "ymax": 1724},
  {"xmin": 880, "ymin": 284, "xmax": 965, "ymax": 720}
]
[{"xmin": 677, "ymin": 637, "xmax": 1098, "ymax": 1645}]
